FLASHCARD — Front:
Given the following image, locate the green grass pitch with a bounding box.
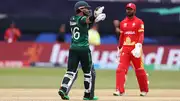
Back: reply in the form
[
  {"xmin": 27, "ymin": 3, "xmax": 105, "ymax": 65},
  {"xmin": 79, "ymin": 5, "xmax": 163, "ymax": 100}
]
[{"xmin": 0, "ymin": 67, "xmax": 179, "ymax": 89}]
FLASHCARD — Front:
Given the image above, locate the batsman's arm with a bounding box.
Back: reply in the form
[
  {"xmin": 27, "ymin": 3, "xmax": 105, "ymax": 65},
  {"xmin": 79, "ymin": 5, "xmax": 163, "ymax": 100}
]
[
  {"xmin": 137, "ymin": 20, "xmax": 144, "ymax": 44},
  {"xmin": 79, "ymin": 16, "xmax": 95, "ymax": 24}
]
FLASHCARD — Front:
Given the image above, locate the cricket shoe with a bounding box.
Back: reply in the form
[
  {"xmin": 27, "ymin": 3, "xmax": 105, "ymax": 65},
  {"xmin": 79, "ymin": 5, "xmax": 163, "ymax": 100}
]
[
  {"xmin": 83, "ymin": 96, "xmax": 98, "ymax": 100},
  {"xmin": 113, "ymin": 91, "xmax": 124, "ymax": 96},
  {"xmin": 58, "ymin": 90, "xmax": 70, "ymax": 100},
  {"xmin": 140, "ymin": 92, "xmax": 148, "ymax": 96}
]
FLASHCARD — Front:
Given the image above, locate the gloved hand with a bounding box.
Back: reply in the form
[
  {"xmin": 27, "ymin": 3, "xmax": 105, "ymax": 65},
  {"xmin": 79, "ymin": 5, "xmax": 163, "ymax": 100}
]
[
  {"xmin": 94, "ymin": 6, "xmax": 104, "ymax": 17},
  {"xmin": 131, "ymin": 43, "xmax": 142, "ymax": 58},
  {"xmin": 95, "ymin": 13, "xmax": 106, "ymax": 23}
]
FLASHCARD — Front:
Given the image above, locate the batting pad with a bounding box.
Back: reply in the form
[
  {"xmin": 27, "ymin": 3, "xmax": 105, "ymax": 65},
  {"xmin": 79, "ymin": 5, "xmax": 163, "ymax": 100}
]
[{"xmin": 84, "ymin": 72, "xmax": 92, "ymax": 93}]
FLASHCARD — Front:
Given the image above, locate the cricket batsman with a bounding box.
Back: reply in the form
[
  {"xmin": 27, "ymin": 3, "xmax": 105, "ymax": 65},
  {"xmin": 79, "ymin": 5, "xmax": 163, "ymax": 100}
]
[
  {"xmin": 113, "ymin": 3, "xmax": 149, "ymax": 96},
  {"xmin": 58, "ymin": 1, "xmax": 106, "ymax": 100}
]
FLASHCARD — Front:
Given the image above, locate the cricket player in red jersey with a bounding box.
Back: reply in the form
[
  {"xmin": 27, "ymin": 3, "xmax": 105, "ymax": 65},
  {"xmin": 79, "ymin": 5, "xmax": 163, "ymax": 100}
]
[{"xmin": 113, "ymin": 3, "xmax": 149, "ymax": 96}]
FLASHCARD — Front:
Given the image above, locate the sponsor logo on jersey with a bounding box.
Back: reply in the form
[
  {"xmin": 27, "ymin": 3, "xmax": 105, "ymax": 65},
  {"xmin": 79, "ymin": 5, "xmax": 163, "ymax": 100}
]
[
  {"xmin": 125, "ymin": 31, "xmax": 135, "ymax": 35},
  {"xmin": 70, "ymin": 21, "xmax": 77, "ymax": 26}
]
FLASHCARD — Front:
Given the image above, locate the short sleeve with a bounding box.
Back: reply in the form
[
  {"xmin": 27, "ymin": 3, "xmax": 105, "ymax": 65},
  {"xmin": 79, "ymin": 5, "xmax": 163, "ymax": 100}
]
[{"xmin": 138, "ymin": 20, "xmax": 144, "ymax": 33}]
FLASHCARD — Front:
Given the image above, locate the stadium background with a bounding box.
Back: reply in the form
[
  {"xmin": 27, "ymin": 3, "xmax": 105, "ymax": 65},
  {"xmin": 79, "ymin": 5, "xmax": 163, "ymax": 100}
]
[{"xmin": 0, "ymin": 0, "xmax": 180, "ymax": 101}]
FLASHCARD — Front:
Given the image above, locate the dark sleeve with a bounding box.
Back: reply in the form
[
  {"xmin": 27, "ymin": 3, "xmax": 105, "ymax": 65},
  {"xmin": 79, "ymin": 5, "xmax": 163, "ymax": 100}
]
[
  {"xmin": 79, "ymin": 16, "xmax": 95, "ymax": 25},
  {"xmin": 79, "ymin": 16, "xmax": 87, "ymax": 24},
  {"xmin": 89, "ymin": 16, "xmax": 95, "ymax": 23}
]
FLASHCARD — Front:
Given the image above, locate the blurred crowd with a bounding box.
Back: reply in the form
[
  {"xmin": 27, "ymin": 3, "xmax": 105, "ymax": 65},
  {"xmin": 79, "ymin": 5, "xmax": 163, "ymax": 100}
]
[
  {"xmin": 1, "ymin": 0, "xmax": 180, "ymax": 45},
  {"xmin": 4, "ymin": 22, "xmax": 102, "ymax": 46}
]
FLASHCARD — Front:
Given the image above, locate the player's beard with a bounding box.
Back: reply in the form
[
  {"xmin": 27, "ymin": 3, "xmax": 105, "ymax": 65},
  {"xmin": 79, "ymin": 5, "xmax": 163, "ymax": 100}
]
[
  {"xmin": 126, "ymin": 13, "xmax": 134, "ymax": 18},
  {"xmin": 83, "ymin": 9, "xmax": 92, "ymax": 16}
]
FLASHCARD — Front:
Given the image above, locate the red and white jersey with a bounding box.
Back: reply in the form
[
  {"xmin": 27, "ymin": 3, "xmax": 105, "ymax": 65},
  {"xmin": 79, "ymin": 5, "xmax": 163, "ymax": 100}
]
[{"xmin": 119, "ymin": 16, "xmax": 144, "ymax": 47}]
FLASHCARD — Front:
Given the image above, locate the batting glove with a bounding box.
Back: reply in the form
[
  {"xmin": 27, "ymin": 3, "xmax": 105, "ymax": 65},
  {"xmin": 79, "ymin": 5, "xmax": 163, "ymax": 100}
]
[
  {"xmin": 94, "ymin": 6, "xmax": 104, "ymax": 17},
  {"xmin": 131, "ymin": 43, "xmax": 142, "ymax": 58},
  {"xmin": 95, "ymin": 13, "xmax": 106, "ymax": 23}
]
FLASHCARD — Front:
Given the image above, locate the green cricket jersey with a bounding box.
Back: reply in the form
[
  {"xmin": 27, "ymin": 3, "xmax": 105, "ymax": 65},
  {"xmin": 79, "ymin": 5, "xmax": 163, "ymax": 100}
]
[{"xmin": 69, "ymin": 15, "xmax": 90, "ymax": 49}]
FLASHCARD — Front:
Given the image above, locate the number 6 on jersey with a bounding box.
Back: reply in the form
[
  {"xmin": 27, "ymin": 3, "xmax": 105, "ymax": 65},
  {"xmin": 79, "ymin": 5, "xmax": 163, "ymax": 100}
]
[{"xmin": 71, "ymin": 27, "xmax": 80, "ymax": 40}]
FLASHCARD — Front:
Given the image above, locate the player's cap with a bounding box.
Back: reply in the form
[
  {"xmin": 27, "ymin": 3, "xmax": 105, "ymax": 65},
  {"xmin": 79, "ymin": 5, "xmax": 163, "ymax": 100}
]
[
  {"xmin": 74, "ymin": 1, "xmax": 91, "ymax": 12},
  {"xmin": 126, "ymin": 3, "xmax": 136, "ymax": 10}
]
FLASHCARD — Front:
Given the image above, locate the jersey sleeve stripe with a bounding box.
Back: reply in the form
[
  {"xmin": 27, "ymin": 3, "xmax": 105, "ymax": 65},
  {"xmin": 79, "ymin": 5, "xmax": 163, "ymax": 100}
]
[{"xmin": 138, "ymin": 29, "xmax": 144, "ymax": 33}]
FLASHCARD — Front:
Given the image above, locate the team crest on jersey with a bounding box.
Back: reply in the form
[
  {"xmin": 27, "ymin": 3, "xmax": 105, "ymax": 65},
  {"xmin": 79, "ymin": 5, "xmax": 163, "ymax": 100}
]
[
  {"xmin": 123, "ymin": 23, "xmax": 127, "ymax": 27},
  {"xmin": 132, "ymin": 23, "xmax": 136, "ymax": 27}
]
